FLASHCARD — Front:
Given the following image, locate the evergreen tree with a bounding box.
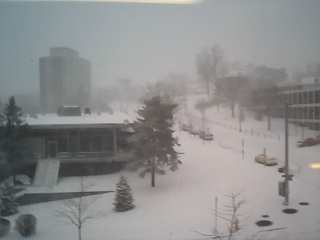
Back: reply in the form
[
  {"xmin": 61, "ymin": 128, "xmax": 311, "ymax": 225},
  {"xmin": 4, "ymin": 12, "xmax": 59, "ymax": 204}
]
[
  {"xmin": 130, "ymin": 96, "xmax": 181, "ymax": 187},
  {"xmin": 0, "ymin": 96, "xmax": 28, "ymax": 183},
  {"xmin": 113, "ymin": 176, "xmax": 135, "ymax": 212}
]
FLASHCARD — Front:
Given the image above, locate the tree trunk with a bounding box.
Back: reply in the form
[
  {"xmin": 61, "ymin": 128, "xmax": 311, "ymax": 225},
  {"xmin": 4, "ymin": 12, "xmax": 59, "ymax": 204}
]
[
  {"xmin": 206, "ymin": 80, "xmax": 211, "ymax": 97},
  {"xmin": 13, "ymin": 174, "xmax": 16, "ymax": 185},
  {"xmin": 267, "ymin": 107, "xmax": 271, "ymax": 131},
  {"xmin": 151, "ymin": 158, "xmax": 156, "ymax": 188},
  {"xmin": 231, "ymin": 102, "xmax": 235, "ymax": 118},
  {"xmin": 78, "ymin": 226, "xmax": 82, "ymax": 240},
  {"xmin": 10, "ymin": 164, "xmax": 16, "ymax": 185}
]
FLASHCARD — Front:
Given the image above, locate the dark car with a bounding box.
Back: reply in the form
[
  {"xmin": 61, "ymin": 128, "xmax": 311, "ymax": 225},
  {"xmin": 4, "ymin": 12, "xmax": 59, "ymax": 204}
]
[{"xmin": 297, "ymin": 138, "xmax": 319, "ymax": 147}]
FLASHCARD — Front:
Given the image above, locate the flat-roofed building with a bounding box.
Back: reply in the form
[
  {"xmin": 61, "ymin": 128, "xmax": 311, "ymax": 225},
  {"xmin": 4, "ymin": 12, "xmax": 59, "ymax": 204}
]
[
  {"xmin": 25, "ymin": 110, "xmax": 133, "ymax": 162},
  {"xmin": 277, "ymin": 77, "xmax": 320, "ymax": 130},
  {"xmin": 21, "ymin": 109, "xmax": 134, "ymax": 185}
]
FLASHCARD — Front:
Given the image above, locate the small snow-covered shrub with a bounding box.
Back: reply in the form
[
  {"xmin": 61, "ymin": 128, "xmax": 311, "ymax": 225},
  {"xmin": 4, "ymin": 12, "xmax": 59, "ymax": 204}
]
[
  {"xmin": 0, "ymin": 218, "xmax": 10, "ymax": 237},
  {"xmin": 15, "ymin": 214, "xmax": 36, "ymax": 237},
  {"xmin": 15, "ymin": 175, "xmax": 31, "ymax": 185}
]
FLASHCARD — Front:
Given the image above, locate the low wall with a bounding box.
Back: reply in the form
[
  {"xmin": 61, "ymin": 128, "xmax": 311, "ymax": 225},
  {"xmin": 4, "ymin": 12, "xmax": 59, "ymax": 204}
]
[{"xmin": 59, "ymin": 161, "xmax": 125, "ymax": 177}]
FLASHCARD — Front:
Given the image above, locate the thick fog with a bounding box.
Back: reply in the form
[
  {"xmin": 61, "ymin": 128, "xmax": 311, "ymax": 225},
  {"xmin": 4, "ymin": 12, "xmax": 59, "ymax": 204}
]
[{"xmin": 1, "ymin": 0, "xmax": 320, "ymax": 99}]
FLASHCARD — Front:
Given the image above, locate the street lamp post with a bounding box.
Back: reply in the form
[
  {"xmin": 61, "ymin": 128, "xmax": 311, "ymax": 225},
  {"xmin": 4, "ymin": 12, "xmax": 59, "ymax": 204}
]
[{"xmin": 284, "ymin": 103, "xmax": 289, "ymax": 205}]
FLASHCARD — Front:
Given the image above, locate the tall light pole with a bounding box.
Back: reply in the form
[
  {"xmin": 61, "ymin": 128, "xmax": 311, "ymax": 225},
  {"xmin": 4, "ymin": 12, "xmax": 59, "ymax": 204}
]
[{"xmin": 284, "ymin": 103, "xmax": 289, "ymax": 205}]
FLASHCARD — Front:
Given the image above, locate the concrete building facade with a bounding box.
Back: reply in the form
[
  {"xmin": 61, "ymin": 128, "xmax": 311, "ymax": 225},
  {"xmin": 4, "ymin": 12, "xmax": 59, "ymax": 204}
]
[{"xmin": 39, "ymin": 47, "xmax": 91, "ymax": 113}]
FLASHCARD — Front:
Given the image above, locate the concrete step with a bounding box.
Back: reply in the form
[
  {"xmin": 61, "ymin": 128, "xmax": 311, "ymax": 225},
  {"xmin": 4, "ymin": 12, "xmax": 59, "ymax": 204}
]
[{"xmin": 33, "ymin": 159, "xmax": 60, "ymax": 187}]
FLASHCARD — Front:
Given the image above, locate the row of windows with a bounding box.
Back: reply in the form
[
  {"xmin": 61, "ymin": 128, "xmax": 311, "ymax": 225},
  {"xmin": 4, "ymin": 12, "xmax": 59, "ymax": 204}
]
[
  {"xmin": 51, "ymin": 133, "xmax": 114, "ymax": 153},
  {"xmin": 288, "ymin": 107, "xmax": 320, "ymax": 120},
  {"xmin": 281, "ymin": 90, "xmax": 320, "ymax": 104},
  {"xmin": 79, "ymin": 134, "xmax": 113, "ymax": 152}
]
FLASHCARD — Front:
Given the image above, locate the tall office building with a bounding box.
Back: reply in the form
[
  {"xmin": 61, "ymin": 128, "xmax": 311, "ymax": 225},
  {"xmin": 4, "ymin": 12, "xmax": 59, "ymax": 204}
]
[{"xmin": 39, "ymin": 47, "xmax": 91, "ymax": 113}]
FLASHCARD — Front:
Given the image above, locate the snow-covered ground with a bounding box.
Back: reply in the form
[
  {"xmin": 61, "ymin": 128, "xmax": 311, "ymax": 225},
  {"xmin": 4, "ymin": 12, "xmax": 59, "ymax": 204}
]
[{"xmin": 6, "ymin": 95, "xmax": 320, "ymax": 240}]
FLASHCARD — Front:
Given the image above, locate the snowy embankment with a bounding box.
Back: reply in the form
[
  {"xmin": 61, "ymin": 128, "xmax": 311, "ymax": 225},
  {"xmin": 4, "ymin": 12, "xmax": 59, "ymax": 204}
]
[{"xmin": 7, "ymin": 95, "xmax": 320, "ymax": 240}]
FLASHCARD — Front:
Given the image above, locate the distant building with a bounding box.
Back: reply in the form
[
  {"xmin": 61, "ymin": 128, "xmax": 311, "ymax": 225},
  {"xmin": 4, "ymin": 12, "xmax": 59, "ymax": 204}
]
[
  {"xmin": 251, "ymin": 77, "xmax": 320, "ymax": 130},
  {"xmin": 277, "ymin": 77, "xmax": 320, "ymax": 130},
  {"xmin": 39, "ymin": 47, "xmax": 91, "ymax": 113}
]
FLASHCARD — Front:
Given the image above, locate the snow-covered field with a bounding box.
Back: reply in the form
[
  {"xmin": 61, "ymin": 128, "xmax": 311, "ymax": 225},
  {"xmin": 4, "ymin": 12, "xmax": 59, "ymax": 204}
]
[{"xmin": 7, "ymin": 95, "xmax": 320, "ymax": 240}]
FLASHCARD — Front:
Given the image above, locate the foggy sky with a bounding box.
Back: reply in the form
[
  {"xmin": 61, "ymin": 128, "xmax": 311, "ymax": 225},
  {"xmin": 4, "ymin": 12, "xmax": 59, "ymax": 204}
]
[{"xmin": 1, "ymin": 0, "xmax": 320, "ymax": 97}]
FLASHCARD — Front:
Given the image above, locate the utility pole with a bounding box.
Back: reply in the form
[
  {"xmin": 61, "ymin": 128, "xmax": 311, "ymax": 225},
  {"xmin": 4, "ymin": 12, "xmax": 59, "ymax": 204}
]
[
  {"xmin": 213, "ymin": 196, "xmax": 218, "ymax": 235},
  {"xmin": 241, "ymin": 139, "xmax": 245, "ymax": 160},
  {"xmin": 201, "ymin": 109, "xmax": 206, "ymax": 133},
  {"xmin": 239, "ymin": 107, "xmax": 244, "ymax": 133},
  {"xmin": 284, "ymin": 103, "xmax": 289, "ymax": 205}
]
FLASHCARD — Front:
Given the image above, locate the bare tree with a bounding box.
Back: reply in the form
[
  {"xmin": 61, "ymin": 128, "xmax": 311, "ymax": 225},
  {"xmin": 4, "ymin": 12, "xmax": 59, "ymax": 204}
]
[
  {"xmin": 215, "ymin": 76, "xmax": 249, "ymax": 118},
  {"xmin": 222, "ymin": 193, "xmax": 245, "ymax": 240},
  {"xmin": 56, "ymin": 177, "xmax": 97, "ymax": 240},
  {"xmin": 196, "ymin": 45, "xmax": 224, "ymax": 97},
  {"xmin": 196, "ymin": 192, "xmax": 245, "ymax": 240}
]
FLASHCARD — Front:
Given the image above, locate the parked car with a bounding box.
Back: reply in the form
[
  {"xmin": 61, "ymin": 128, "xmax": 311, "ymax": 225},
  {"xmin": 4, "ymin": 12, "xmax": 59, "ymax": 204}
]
[
  {"xmin": 278, "ymin": 166, "xmax": 294, "ymax": 176},
  {"xmin": 297, "ymin": 137, "xmax": 320, "ymax": 147},
  {"xmin": 181, "ymin": 123, "xmax": 193, "ymax": 133},
  {"xmin": 199, "ymin": 130, "xmax": 214, "ymax": 141},
  {"xmin": 255, "ymin": 154, "xmax": 278, "ymax": 166},
  {"xmin": 189, "ymin": 127, "xmax": 200, "ymax": 136}
]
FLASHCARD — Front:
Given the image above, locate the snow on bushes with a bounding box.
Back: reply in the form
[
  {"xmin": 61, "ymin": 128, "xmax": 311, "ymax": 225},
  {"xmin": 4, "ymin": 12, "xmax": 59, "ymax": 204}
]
[{"xmin": 15, "ymin": 214, "xmax": 36, "ymax": 237}]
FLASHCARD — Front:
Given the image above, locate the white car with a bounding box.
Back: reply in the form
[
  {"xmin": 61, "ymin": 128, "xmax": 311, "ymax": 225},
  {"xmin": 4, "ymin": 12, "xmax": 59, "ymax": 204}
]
[
  {"xmin": 189, "ymin": 127, "xmax": 200, "ymax": 136},
  {"xmin": 255, "ymin": 154, "xmax": 278, "ymax": 166}
]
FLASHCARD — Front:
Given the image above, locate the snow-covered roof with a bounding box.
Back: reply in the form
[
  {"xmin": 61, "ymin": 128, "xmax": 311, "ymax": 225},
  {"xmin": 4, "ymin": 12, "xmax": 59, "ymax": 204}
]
[{"xmin": 25, "ymin": 111, "xmax": 135, "ymax": 129}]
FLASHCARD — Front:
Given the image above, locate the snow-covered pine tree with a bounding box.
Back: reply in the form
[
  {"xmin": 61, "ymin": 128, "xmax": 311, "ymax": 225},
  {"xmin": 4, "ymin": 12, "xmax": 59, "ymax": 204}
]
[
  {"xmin": 113, "ymin": 176, "xmax": 135, "ymax": 212},
  {"xmin": 130, "ymin": 96, "xmax": 181, "ymax": 187}
]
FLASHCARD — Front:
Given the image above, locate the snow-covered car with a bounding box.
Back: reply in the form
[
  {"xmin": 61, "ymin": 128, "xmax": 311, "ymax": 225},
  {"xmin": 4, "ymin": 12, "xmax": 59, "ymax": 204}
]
[
  {"xmin": 181, "ymin": 123, "xmax": 192, "ymax": 132},
  {"xmin": 189, "ymin": 128, "xmax": 200, "ymax": 136},
  {"xmin": 264, "ymin": 157, "xmax": 278, "ymax": 166},
  {"xmin": 255, "ymin": 154, "xmax": 278, "ymax": 166},
  {"xmin": 199, "ymin": 131, "xmax": 214, "ymax": 141}
]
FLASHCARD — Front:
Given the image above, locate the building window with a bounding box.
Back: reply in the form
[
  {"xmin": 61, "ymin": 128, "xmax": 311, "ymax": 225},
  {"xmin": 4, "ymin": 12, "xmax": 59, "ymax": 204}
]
[
  {"xmin": 58, "ymin": 136, "xmax": 68, "ymax": 152},
  {"xmin": 303, "ymin": 108, "xmax": 308, "ymax": 120},
  {"xmin": 316, "ymin": 91, "xmax": 320, "ymax": 103},
  {"xmin": 309, "ymin": 91, "xmax": 314, "ymax": 104},
  {"xmin": 315, "ymin": 107, "xmax": 320, "ymax": 120},
  {"xmin": 92, "ymin": 136, "xmax": 102, "ymax": 152},
  {"xmin": 292, "ymin": 107, "xmax": 297, "ymax": 119},
  {"xmin": 298, "ymin": 92, "xmax": 302, "ymax": 104},
  {"xmin": 103, "ymin": 134, "xmax": 113, "ymax": 151},
  {"xmin": 80, "ymin": 134, "xmax": 90, "ymax": 152},
  {"xmin": 293, "ymin": 92, "xmax": 298, "ymax": 104},
  {"xmin": 303, "ymin": 92, "xmax": 308, "ymax": 104},
  {"xmin": 296, "ymin": 108, "xmax": 300, "ymax": 119},
  {"xmin": 309, "ymin": 107, "xmax": 314, "ymax": 119}
]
